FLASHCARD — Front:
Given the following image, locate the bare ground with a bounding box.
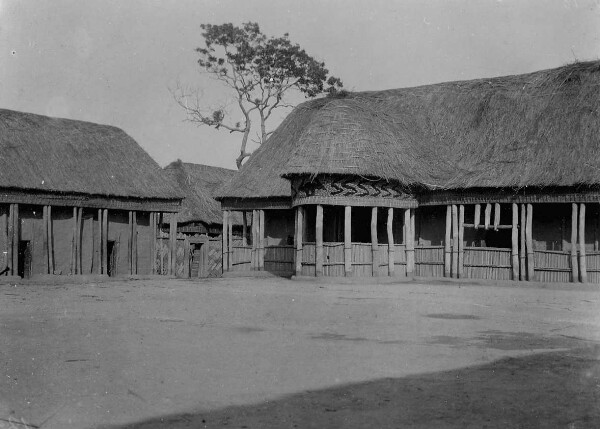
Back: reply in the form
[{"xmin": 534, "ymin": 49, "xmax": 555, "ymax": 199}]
[{"xmin": 1, "ymin": 277, "xmax": 599, "ymax": 428}]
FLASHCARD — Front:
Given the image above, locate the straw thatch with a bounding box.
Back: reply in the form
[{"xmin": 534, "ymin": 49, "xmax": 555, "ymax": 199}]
[
  {"xmin": 219, "ymin": 61, "xmax": 600, "ymax": 200},
  {"xmin": 164, "ymin": 160, "xmax": 241, "ymax": 225},
  {"xmin": 0, "ymin": 109, "xmax": 182, "ymax": 199}
]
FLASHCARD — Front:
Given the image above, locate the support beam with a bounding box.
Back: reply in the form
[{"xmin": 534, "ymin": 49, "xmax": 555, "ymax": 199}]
[
  {"xmin": 222, "ymin": 210, "xmax": 229, "ymax": 273},
  {"xmin": 511, "ymin": 203, "xmax": 519, "ymax": 280},
  {"xmin": 526, "ymin": 203, "xmax": 534, "ymax": 281},
  {"xmin": 371, "ymin": 207, "xmax": 379, "ymax": 277},
  {"xmin": 102, "ymin": 209, "xmax": 108, "ymax": 275},
  {"xmin": 150, "ymin": 212, "xmax": 156, "ymax": 275},
  {"xmin": 251, "ymin": 210, "xmax": 258, "ymax": 270},
  {"xmin": 405, "ymin": 209, "xmax": 415, "ymax": 276},
  {"xmin": 484, "ymin": 203, "xmax": 491, "ymax": 229},
  {"xmin": 444, "ymin": 205, "xmax": 451, "ymax": 277},
  {"xmin": 474, "ymin": 204, "xmax": 481, "ymax": 229},
  {"xmin": 344, "ymin": 206, "xmax": 352, "ymax": 277},
  {"xmin": 12, "ymin": 204, "xmax": 18, "ymax": 276},
  {"xmin": 132, "ymin": 211, "xmax": 137, "ymax": 275},
  {"xmin": 295, "ymin": 207, "xmax": 303, "ymax": 276},
  {"xmin": 493, "ymin": 203, "xmax": 501, "ymax": 230},
  {"xmin": 315, "ymin": 205, "xmax": 323, "ymax": 277},
  {"xmin": 387, "ymin": 208, "xmax": 394, "ymax": 276},
  {"xmin": 7, "ymin": 204, "xmax": 13, "ymax": 275},
  {"xmin": 258, "ymin": 210, "xmax": 265, "ymax": 271},
  {"xmin": 169, "ymin": 213, "xmax": 177, "ymax": 276},
  {"xmin": 228, "ymin": 210, "xmax": 234, "ymax": 271},
  {"xmin": 458, "ymin": 205, "xmax": 464, "ymax": 278},
  {"xmin": 242, "ymin": 212, "xmax": 248, "ymax": 246},
  {"xmin": 71, "ymin": 207, "xmax": 77, "ymax": 275},
  {"xmin": 571, "ymin": 203, "xmax": 579, "ymax": 282},
  {"xmin": 42, "ymin": 206, "xmax": 48, "ymax": 274},
  {"xmin": 128, "ymin": 211, "xmax": 133, "ymax": 275},
  {"xmin": 579, "ymin": 203, "xmax": 587, "ymax": 283},
  {"xmin": 520, "ymin": 204, "xmax": 526, "ymax": 281},
  {"xmin": 451, "ymin": 205, "xmax": 458, "ymax": 278},
  {"xmin": 47, "ymin": 206, "xmax": 54, "ymax": 275},
  {"xmin": 97, "ymin": 209, "xmax": 103, "ymax": 275},
  {"xmin": 1, "ymin": 207, "xmax": 7, "ymax": 275}
]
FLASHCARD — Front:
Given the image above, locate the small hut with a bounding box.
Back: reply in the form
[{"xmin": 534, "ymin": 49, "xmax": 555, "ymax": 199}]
[
  {"xmin": 218, "ymin": 61, "xmax": 600, "ymax": 283},
  {"xmin": 0, "ymin": 109, "xmax": 182, "ymax": 278},
  {"xmin": 163, "ymin": 160, "xmax": 242, "ymax": 277}
]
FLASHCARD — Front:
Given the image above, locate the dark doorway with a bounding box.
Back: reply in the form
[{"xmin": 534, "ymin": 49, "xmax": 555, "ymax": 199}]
[
  {"xmin": 107, "ymin": 240, "xmax": 117, "ymax": 276},
  {"xmin": 18, "ymin": 240, "xmax": 32, "ymax": 279}
]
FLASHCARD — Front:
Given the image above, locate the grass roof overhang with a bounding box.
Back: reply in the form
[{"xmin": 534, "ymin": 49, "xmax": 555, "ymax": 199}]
[{"xmin": 0, "ymin": 109, "xmax": 183, "ymax": 201}]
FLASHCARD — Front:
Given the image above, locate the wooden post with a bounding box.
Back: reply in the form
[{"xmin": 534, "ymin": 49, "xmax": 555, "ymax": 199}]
[
  {"xmin": 315, "ymin": 205, "xmax": 324, "ymax": 277},
  {"xmin": 579, "ymin": 203, "xmax": 587, "ymax": 283},
  {"xmin": 150, "ymin": 212, "xmax": 156, "ymax": 275},
  {"xmin": 47, "ymin": 206, "xmax": 54, "ymax": 275},
  {"xmin": 387, "ymin": 208, "xmax": 394, "ymax": 276},
  {"xmin": 228, "ymin": 211, "xmax": 234, "ymax": 270},
  {"xmin": 251, "ymin": 210, "xmax": 258, "ymax": 270},
  {"xmin": 526, "ymin": 203, "xmax": 534, "ymax": 281},
  {"xmin": 295, "ymin": 207, "xmax": 303, "ymax": 276},
  {"xmin": 258, "ymin": 210, "xmax": 265, "ymax": 270},
  {"xmin": 444, "ymin": 205, "xmax": 451, "ymax": 277},
  {"xmin": 484, "ymin": 203, "xmax": 491, "ymax": 229},
  {"xmin": 242, "ymin": 211, "xmax": 248, "ymax": 246},
  {"xmin": 1, "ymin": 207, "xmax": 7, "ymax": 275},
  {"xmin": 12, "ymin": 204, "xmax": 18, "ymax": 276},
  {"xmin": 511, "ymin": 203, "xmax": 519, "ymax": 280},
  {"xmin": 102, "ymin": 209, "xmax": 108, "ymax": 275},
  {"xmin": 520, "ymin": 204, "xmax": 526, "ymax": 281},
  {"xmin": 451, "ymin": 205, "xmax": 458, "ymax": 278},
  {"xmin": 406, "ymin": 209, "xmax": 415, "ymax": 276},
  {"xmin": 132, "ymin": 211, "xmax": 137, "ymax": 275},
  {"xmin": 169, "ymin": 213, "xmax": 177, "ymax": 276},
  {"xmin": 344, "ymin": 206, "xmax": 352, "ymax": 277},
  {"xmin": 571, "ymin": 203, "xmax": 579, "ymax": 282},
  {"xmin": 474, "ymin": 204, "xmax": 481, "ymax": 229},
  {"xmin": 128, "ymin": 211, "xmax": 133, "ymax": 275},
  {"xmin": 42, "ymin": 206, "xmax": 48, "ymax": 274},
  {"xmin": 71, "ymin": 207, "xmax": 77, "ymax": 275},
  {"xmin": 7, "ymin": 204, "xmax": 13, "ymax": 275},
  {"xmin": 371, "ymin": 207, "xmax": 379, "ymax": 277},
  {"xmin": 493, "ymin": 203, "xmax": 500, "ymax": 230},
  {"xmin": 222, "ymin": 211, "xmax": 229, "ymax": 273},
  {"xmin": 98, "ymin": 209, "xmax": 103, "ymax": 275},
  {"xmin": 458, "ymin": 205, "xmax": 464, "ymax": 278}
]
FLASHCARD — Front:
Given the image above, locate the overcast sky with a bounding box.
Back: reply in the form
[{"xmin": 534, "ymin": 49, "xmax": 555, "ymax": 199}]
[{"xmin": 1, "ymin": 0, "xmax": 599, "ymax": 170}]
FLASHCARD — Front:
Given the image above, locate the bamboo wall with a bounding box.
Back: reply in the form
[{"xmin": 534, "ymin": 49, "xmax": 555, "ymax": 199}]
[
  {"xmin": 463, "ymin": 247, "xmax": 512, "ymax": 280},
  {"xmin": 414, "ymin": 246, "xmax": 444, "ymax": 277}
]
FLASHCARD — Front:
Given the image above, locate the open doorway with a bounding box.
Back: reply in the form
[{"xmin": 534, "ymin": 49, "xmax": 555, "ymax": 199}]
[{"xmin": 18, "ymin": 240, "xmax": 32, "ymax": 279}]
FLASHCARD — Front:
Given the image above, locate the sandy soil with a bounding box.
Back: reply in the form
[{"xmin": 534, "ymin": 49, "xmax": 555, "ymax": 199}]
[{"xmin": 1, "ymin": 277, "xmax": 599, "ymax": 428}]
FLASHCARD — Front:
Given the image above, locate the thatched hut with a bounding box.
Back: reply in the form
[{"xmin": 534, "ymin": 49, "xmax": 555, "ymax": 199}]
[
  {"xmin": 218, "ymin": 61, "xmax": 600, "ymax": 283},
  {"xmin": 0, "ymin": 109, "xmax": 182, "ymax": 278}
]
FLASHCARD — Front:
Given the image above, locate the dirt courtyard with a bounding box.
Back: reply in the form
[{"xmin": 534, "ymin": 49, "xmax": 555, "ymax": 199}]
[{"xmin": 1, "ymin": 276, "xmax": 599, "ymax": 429}]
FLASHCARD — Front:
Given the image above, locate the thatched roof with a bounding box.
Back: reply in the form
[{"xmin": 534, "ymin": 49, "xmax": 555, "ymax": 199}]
[
  {"xmin": 0, "ymin": 109, "xmax": 182, "ymax": 200},
  {"xmin": 164, "ymin": 160, "xmax": 241, "ymax": 225},
  {"xmin": 219, "ymin": 61, "xmax": 600, "ymax": 199}
]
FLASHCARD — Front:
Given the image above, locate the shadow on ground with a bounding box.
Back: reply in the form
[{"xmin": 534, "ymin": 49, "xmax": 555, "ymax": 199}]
[{"xmin": 99, "ymin": 345, "xmax": 600, "ymax": 429}]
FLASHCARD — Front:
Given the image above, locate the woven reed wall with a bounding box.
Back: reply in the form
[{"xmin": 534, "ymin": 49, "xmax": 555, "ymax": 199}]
[
  {"xmin": 231, "ymin": 245, "xmax": 252, "ymax": 271},
  {"xmin": 301, "ymin": 242, "xmax": 316, "ymax": 276},
  {"xmin": 323, "ymin": 242, "xmax": 345, "ymax": 276},
  {"xmin": 533, "ymin": 250, "xmax": 571, "ymax": 282},
  {"xmin": 463, "ymin": 247, "xmax": 512, "ymax": 280},
  {"xmin": 414, "ymin": 245, "xmax": 444, "ymax": 277},
  {"xmin": 265, "ymin": 245, "xmax": 294, "ymax": 272},
  {"xmin": 586, "ymin": 252, "xmax": 600, "ymax": 283},
  {"xmin": 351, "ymin": 243, "xmax": 373, "ymax": 277}
]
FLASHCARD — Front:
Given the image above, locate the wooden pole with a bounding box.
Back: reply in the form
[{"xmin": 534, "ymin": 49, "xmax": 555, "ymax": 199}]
[
  {"xmin": 315, "ymin": 205, "xmax": 323, "ymax": 277},
  {"xmin": 132, "ymin": 211, "xmax": 137, "ymax": 275},
  {"xmin": 259, "ymin": 210, "xmax": 265, "ymax": 271},
  {"xmin": 571, "ymin": 203, "xmax": 579, "ymax": 282},
  {"xmin": 444, "ymin": 205, "xmax": 451, "ymax": 277},
  {"xmin": 371, "ymin": 207, "xmax": 379, "ymax": 277},
  {"xmin": 579, "ymin": 203, "xmax": 587, "ymax": 283},
  {"xmin": 251, "ymin": 210, "xmax": 258, "ymax": 270},
  {"xmin": 526, "ymin": 203, "xmax": 534, "ymax": 281},
  {"xmin": 102, "ymin": 209, "xmax": 108, "ymax": 275},
  {"xmin": 511, "ymin": 203, "xmax": 519, "ymax": 280},
  {"xmin": 7, "ymin": 204, "xmax": 13, "ymax": 275},
  {"xmin": 71, "ymin": 207, "xmax": 77, "ymax": 275},
  {"xmin": 150, "ymin": 212, "xmax": 156, "ymax": 275},
  {"xmin": 344, "ymin": 206, "xmax": 352, "ymax": 277},
  {"xmin": 42, "ymin": 206, "xmax": 48, "ymax": 274},
  {"xmin": 451, "ymin": 205, "xmax": 458, "ymax": 278},
  {"xmin": 458, "ymin": 205, "xmax": 464, "ymax": 278},
  {"xmin": 1, "ymin": 207, "xmax": 7, "ymax": 275},
  {"xmin": 78, "ymin": 208, "xmax": 83, "ymax": 274},
  {"xmin": 98, "ymin": 209, "xmax": 103, "ymax": 275},
  {"xmin": 242, "ymin": 211, "xmax": 248, "ymax": 246},
  {"xmin": 520, "ymin": 204, "xmax": 526, "ymax": 281},
  {"xmin": 128, "ymin": 211, "xmax": 133, "ymax": 275},
  {"xmin": 406, "ymin": 209, "xmax": 415, "ymax": 276},
  {"xmin": 222, "ymin": 210, "xmax": 229, "ymax": 273},
  {"xmin": 484, "ymin": 203, "xmax": 491, "ymax": 229},
  {"xmin": 12, "ymin": 204, "xmax": 18, "ymax": 276},
  {"xmin": 169, "ymin": 213, "xmax": 177, "ymax": 276},
  {"xmin": 295, "ymin": 207, "xmax": 303, "ymax": 276},
  {"xmin": 387, "ymin": 208, "xmax": 394, "ymax": 276},
  {"xmin": 228, "ymin": 211, "xmax": 234, "ymax": 270},
  {"xmin": 474, "ymin": 204, "xmax": 481, "ymax": 229},
  {"xmin": 47, "ymin": 205, "xmax": 54, "ymax": 275},
  {"xmin": 493, "ymin": 203, "xmax": 500, "ymax": 230}
]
